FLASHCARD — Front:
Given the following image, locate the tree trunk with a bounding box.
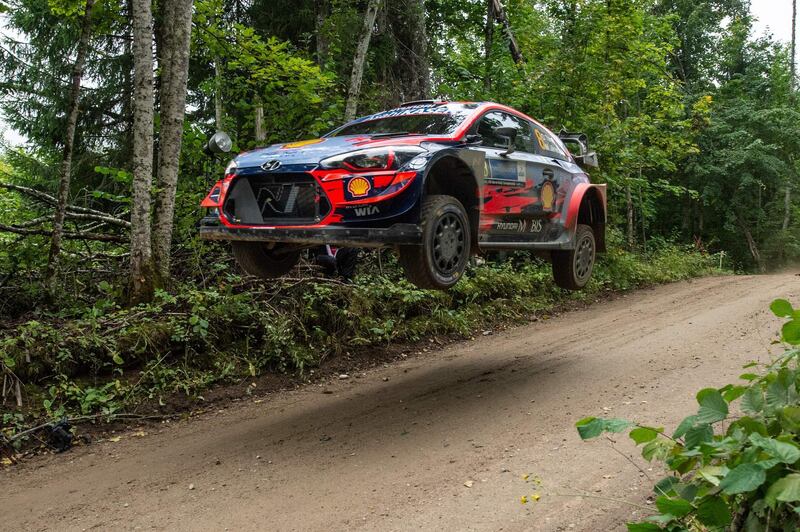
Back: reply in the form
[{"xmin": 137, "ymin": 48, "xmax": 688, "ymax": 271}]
[
  {"xmin": 344, "ymin": 0, "xmax": 381, "ymax": 121},
  {"xmin": 789, "ymin": 0, "xmax": 796, "ymax": 231},
  {"xmin": 214, "ymin": 59, "xmax": 224, "ymax": 129},
  {"xmin": 130, "ymin": 0, "xmax": 156, "ymax": 303},
  {"xmin": 784, "ymin": 179, "xmax": 792, "ymax": 231},
  {"xmin": 152, "ymin": 0, "xmax": 194, "ymax": 283},
  {"xmin": 44, "ymin": 0, "xmax": 96, "ymax": 297},
  {"xmin": 625, "ymin": 185, "xmax": 635, "ymax": 248},
  {"xmin": 792, "ymin": 0, "xmax": 796, "ymax": 91},
  {"xmin": 409, "ymin": 0, "xmax": 429, "ymax": 99},
  {"xmin": 315, "ymin": 0, "xmax": 329, "ymax": 67},
  {"xmin": 254, "ymin": 99, "xmax": 265, "ymax": 142},
  {"xmin": 737, "ymin": 216, "xmax": 766, "ymax": 273},
  {"xmin": 483, "ymin": 0, "xmax": 495, "ymax": 90}
]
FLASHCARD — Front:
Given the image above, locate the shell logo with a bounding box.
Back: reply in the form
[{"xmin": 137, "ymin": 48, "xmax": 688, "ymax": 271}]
[
  {"xmin": 282, "ymin": 138, "xmax": 325, "ymax": 149},
  {"xmin": 540, "ymin": 180, "xmax": 556, "ymax": 211},
  {"xmin": 347, "ymin": 176, "xmax": 371, "ymax": 197}
]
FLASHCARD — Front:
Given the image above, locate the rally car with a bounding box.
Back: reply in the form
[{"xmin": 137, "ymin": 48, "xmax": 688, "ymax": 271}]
[{"xmin": 199, "ymin": 101, "xmax": 606, "ymax": 290}]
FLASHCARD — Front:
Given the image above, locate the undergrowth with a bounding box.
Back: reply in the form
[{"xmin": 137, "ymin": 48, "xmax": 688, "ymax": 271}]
[
  {"xmin": 0, "ymin": 239, "xmax": 722, "ymax": 432},
  {"xmin": 576, "ymin": 299, "xmax": 800, "ymax": 530}
]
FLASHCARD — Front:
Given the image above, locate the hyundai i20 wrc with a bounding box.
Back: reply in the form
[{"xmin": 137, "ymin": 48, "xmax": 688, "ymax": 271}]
[{"xmin": 199, "ymin": 101, "xmax": 606, "ymax": 290}]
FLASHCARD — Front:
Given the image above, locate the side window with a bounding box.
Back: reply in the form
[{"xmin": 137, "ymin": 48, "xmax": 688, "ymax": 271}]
[
  {"xmin": 531, "ymin": 122, "xmax": 569, "ymax": 160},
  {"xmin": 476, "ymin": 111, "xmax": 536, "ymax": 153}
]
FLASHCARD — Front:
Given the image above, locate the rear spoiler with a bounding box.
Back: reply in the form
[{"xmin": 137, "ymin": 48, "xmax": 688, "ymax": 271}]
[{"xmin": 558, "ymin": 130, "xmax": 598, "ymax": 168}]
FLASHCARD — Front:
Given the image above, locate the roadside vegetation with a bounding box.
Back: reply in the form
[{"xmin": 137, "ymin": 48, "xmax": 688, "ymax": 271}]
[
  {"xmin": 577, "ymin": 299, "xmax": 800, "ymax": 530},
  {"xmin": 1, "ymin": 231, "xmax": 720, "ymax": 440}
]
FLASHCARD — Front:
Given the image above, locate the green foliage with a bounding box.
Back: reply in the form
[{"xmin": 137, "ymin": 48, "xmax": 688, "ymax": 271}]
[
  {"xmin": 576, "ymin": 299, "xmax": 800, "ymax": 529},
  {"xmin": 0, "ymin": 243, "xmax": 719, "ymax": 423}
]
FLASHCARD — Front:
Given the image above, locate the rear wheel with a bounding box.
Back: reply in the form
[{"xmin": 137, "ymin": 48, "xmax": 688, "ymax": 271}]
[
  {"xmin": 335, "ymin": 247, "xmax": 360, "ymax": 281},
  {"xmin": 552, "ymin": 224, "xmax": 595, "ymax": 290},
  {"xmin": 232, "ymin": 242, "xmax": 301, "ymax": 279},
  {"xmin": 398, "ymin": 195, "xmax": 471, "ymax": 289}
]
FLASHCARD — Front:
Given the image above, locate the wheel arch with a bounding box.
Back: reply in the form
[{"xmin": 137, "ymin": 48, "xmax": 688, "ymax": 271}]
[
  {"xmin": 565, "ymin": 184, "xmax": 607, "ymax": 252},
  {"xmin": 421, "ymin": 154, "xmax": 480, "ymax": 249}
]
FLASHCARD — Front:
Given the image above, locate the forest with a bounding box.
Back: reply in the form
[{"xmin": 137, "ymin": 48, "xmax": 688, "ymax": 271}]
[{"xmin": 0, "ymin": 0, "xmax": 798, "ymax": 422}]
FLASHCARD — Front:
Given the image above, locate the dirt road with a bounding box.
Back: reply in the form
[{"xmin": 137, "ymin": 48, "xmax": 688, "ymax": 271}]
[{"xmin": 2, "ymin": 274, "xmax": 798, "ymax": 531}]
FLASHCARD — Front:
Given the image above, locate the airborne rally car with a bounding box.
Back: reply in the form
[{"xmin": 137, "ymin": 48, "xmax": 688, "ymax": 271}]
[{"xmin": 199, "ymin": 101, "xmax": 606, "ymax": 290}]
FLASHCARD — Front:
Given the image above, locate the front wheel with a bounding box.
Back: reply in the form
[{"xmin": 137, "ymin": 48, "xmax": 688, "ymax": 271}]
[
  {"xmin": 398, "ymin": 195, "xmax": 471, "ymax": 290},
  {"xmin": 552, "ymin": 224, "xmax": 595, "ymax": 290},
  {"xmin": 232, "ymin": 242, "xmax": 301, "ymax": 279}
]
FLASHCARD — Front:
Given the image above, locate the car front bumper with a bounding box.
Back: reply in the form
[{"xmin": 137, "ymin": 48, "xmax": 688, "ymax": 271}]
[{"xmin": 198, "ymin": 220, "xmax": 422, "ymax": 248}]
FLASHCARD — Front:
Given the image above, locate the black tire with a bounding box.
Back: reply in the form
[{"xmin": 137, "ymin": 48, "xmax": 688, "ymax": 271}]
[
  {"xmin": 335, "ymin": 247, "xmax": 360, "ymax": 281},
  {"xmin": 398, "ymin": 195, "xmax": 471, "ymax": 289},
  {"xmin": 552, "ymin": 224, "xmax": 595, "ymax": 290},
  {"xmin": 232, "ymin": 242, "xmax": 301, "ymax": 279}
]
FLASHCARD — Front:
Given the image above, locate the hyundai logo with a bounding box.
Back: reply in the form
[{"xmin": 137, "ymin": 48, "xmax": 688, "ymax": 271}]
[{"xmin": 261, "ymin": 160, "xmax": 282, "ymax": 171}]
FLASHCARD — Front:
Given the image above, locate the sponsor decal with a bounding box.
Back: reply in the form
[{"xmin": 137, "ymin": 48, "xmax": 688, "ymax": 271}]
[
  {"xmin": 540, "ymin": 180, "xmax": 556, "ymax": 211},
  {"xmin": 282, "ymin": 138, "xmax": 325, "ymax": 149},
  {"xmin": 364, "ymin": 105, "xmax": 447, "ymax": 121},
  {"xmin": 347, "ymin": 176, "xmax": 371, "ymax": 197},
  {"xmin": 353, "ymin": 205, "xmax": 379, "ymax": 217},
  {"xmin": 516, "ymin": 161, "xmax": 527, "ymax": 181},
  {"xmin": 494, "ymin": 219, "xmax": 543, "ymax": 233},
  {"xmin": 485, "ymin": 159, "xmax": 525, "ymax": 187}
]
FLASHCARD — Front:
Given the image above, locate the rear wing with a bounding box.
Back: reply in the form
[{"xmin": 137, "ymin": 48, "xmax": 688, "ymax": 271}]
[{"xmin": 558, "ymin": 130, "xmax": 598, "ymax": 169}]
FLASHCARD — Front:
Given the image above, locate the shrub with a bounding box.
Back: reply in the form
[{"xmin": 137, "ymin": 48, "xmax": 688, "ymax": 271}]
[
  {"xmin": 576, "ymin": 299, "xmax": 800, "ymax": 530},
  {"xmin": 0, "ymin": 242, "xmax": 720, "ymax": 421}
]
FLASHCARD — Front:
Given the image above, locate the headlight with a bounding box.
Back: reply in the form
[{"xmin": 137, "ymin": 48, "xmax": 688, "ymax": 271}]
[
  {"xmin": 320, "ymin": 146, "xmax": 425, "ymax": 172},
  {"xmin": 224, "ymin": 159, "xmax": 237, "ymax": 176}
]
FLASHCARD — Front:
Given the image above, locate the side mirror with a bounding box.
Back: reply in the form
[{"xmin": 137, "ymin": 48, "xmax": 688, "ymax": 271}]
[
  {"xmin": 493, "ymin": 126, "xmax": 517, "ymax": 156},
  {"xmin": 575, "ymin": 151, "xmax": 599, "ymax": 168},
  {"xmin": 205, "ymin": 131, "xmax": 232, "ymax": 155}
]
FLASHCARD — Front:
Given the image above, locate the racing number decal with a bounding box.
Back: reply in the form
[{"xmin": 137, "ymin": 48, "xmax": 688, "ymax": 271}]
[{"xmin": 534, "ymin": 129, "xmax": 546, "ymax": 150}]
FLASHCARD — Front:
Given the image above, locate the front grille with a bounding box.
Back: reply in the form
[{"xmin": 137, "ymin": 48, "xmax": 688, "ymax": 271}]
[{"xmin": 223, "ymin": 172, "xmax": 331, "ymax": 225}]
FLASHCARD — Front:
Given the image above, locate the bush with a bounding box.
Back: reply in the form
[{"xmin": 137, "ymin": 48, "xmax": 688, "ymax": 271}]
[
  {"xmin": 0, "ymin": 242, "xmax": 721, "ymax": 422},
  {"xmin": 576, "ymin": 298, "xmax": 800, "ymax": 530}
]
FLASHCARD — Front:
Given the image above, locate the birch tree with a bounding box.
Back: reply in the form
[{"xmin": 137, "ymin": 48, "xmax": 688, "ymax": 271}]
[
  {"xmin": 344, "ymin": 0, "xmax": 380, "ymax": 121},
  {"xmin": 130, "ymin": 0, "xmax": 156, "ymax": 303},
  {"xmin": 152, "ymin": 0, "xmax": 194, "ymax": 282}
]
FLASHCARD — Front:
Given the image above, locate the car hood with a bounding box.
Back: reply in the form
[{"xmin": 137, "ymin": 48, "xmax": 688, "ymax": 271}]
[{"xmin": 233, "ymin": 135, "xmax": 431, "ymax": 169}]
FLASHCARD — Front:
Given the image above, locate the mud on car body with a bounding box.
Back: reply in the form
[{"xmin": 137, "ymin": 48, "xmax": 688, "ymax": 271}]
[{"xmin": 199, "ymin": 100, "xmax": 606, "ymax": 290}]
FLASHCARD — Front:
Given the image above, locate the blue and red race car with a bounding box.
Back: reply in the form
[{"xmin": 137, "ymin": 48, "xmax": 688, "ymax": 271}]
[{"xmin": 199, "ymin": 101, "xmax": 606, "ymax": 290}]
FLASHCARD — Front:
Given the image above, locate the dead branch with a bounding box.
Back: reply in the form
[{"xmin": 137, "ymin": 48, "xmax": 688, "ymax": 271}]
[
  {"xmin": 0, "ymin": 181, "xmax": 131, "ymax": 228},
  {"xmin": 0, "ymin": 223, "xmax": 125, "ymax": 243}
]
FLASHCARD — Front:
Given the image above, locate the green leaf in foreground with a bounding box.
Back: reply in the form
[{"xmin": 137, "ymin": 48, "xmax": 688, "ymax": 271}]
[
  {"xmin": 696, "ymin": 388, "xmax": 728, "ymax": 423},
  {"xmin": 654, "ymin": 495, "xmax": 693, "ymax": 517},
  {"xmin": 766, "ymin": 474, "xmax": 800, "ymax": 507},
  {"xmin": 630, "ymin": 426, "xmax": 661, "ymax": 445},
  {"xmin": 696, "ymin": 496, "xmax": 731, "ymax": 527},
  {"xmin": 672, "ymin": 414, "xmax": 697, "ymax": 439},
  {"xmin": 771, "ymin": 299, "xmax": 794, "ymax": 318},
  {"xmin": 575, "ymin": 417, "xmax": 632, "ymax": 440},
  {"xmin": 749, "ymin": 433, "xmax": 800, "ymax": 464},
  {"xmin": 783, "ymin": 320, "xmax": 800, "ymax": 345},
  {"xmin": 718, "ymin": 463, "xmax": 766, "ymax": 494}
]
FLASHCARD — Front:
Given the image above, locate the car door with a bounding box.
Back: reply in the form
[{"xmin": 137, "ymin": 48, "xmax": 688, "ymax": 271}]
[
  {"xmin": 470, "ymin": 111, "xmax": 543, "ymax": 243},
  {"xmin": 527, "ymin": 121, "xmax": 576, "ymax": 244}
]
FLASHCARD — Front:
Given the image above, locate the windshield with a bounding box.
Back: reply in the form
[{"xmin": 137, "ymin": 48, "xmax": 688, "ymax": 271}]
[{"xmin": 330, "ymin": 103, "xmax": 475, "ymax": 137}]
